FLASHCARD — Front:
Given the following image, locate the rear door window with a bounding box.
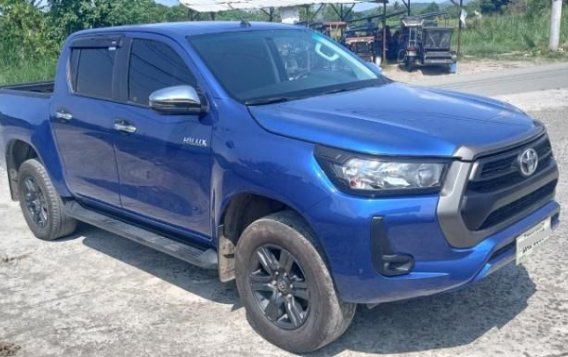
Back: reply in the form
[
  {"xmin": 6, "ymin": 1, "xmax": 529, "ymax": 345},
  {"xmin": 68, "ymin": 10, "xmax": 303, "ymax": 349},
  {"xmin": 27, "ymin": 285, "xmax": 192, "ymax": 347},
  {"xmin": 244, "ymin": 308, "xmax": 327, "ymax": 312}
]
[{"xmin": 71, "ymin": 48, "xmax": 115, "ymax": 99}]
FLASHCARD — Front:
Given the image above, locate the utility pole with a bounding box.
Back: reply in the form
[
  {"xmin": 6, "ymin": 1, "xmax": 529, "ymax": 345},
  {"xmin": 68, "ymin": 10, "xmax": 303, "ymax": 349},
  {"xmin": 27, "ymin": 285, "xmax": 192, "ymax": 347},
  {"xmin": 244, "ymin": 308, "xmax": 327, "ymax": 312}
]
[
  {"xmin": 449, "ymin": 0, "xmax": 464, "ymax": 56},
  {"xmin": 458, "ymin": 0, "xmax": 463, "ymax": 57},
  {"xmin": 549, "ymin": 0, "xmax": 563, "ymax": 51}
]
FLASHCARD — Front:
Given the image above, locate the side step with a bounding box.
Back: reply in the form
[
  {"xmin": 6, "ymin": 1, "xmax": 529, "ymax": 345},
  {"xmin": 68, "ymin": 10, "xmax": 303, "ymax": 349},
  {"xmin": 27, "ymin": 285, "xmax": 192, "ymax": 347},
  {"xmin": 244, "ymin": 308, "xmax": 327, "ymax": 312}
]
[{"xmin": 64, "ymin": 201, "xmax": 218, "ymax": 270}]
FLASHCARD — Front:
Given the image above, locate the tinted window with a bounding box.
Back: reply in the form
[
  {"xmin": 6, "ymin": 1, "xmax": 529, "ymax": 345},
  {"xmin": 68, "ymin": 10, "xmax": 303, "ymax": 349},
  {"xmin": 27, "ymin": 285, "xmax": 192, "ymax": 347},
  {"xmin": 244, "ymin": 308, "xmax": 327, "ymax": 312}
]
[
  {"xmin": 128, "ymin": 39, "xmax": 195, "ymax": 105},
  {"xmin": 189, "ymin": 30, "xmax": 379, "ymax": 103},
  {"xmin": 72, "ymin": 48, "xmax": 115, "ymax": 99}
]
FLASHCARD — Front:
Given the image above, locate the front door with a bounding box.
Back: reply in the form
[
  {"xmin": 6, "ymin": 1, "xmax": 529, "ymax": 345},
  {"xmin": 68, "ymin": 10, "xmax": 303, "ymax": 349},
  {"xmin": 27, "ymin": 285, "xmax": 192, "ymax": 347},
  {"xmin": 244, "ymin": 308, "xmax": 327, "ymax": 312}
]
[{"xmin": 112, "ymin": 36, "xmax": 213, "ymax": 238}]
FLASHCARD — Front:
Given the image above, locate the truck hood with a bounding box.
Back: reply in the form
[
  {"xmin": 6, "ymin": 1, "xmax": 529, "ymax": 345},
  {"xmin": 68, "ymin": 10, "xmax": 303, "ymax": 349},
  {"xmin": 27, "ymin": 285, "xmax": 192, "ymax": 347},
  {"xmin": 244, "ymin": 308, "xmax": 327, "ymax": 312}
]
[{"xmin": 248, "ymin": 83, "xmax": 542, "ymax": 159}]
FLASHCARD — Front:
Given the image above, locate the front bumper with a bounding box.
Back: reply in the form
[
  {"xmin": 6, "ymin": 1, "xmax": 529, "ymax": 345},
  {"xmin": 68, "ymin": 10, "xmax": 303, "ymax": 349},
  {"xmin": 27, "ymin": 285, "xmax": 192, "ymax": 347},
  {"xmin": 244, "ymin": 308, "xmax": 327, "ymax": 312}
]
[
  {"xmin": 307, "ymin": 192, "xmax": 560, "ymax": 305},
  {"xmin": 307, "ymin": 133, "xmax": 560, "ymax": 304}
]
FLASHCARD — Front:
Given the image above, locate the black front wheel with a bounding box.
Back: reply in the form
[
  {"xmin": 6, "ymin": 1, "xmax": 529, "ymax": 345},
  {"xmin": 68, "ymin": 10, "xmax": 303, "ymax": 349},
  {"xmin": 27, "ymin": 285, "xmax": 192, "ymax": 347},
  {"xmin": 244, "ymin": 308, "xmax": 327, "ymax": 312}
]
[
  {"xmin": 235, "ymin": 211, "xmax": 356, "ymax": 353},
  {"xmin": 248, "ymin": 244, "xmax": 310, "ymax": 330},
  {"xmin": 17, "ymin": 159, "xmax": 77, "ymax": 241}
]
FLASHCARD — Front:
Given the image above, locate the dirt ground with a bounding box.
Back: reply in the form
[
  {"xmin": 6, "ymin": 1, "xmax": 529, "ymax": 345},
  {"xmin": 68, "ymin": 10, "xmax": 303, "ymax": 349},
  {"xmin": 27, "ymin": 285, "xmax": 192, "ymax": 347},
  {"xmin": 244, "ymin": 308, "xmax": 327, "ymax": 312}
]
[
  {"xmin": 1, "ymin": 62, "xmax": 568, "ymax": 356},
  {"xmin": 384, "ymin": 58, "xmax": 542, "ymax": 82}
]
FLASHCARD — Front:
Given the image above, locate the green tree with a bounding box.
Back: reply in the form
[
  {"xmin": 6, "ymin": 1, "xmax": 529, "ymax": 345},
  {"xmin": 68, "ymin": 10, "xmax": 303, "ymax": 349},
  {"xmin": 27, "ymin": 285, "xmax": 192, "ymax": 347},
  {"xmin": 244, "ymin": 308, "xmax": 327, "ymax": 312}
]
[
  {"xmin": 0, "ymin": 0, "xmax": 57, "ymax": 61},
  {"xmin": 479, "ymin": 0, "xmax": 510, "ymax": 13},
  {"xmin": 420, "ymin": 1, "xmax": 440, "ymax": 14},
  {"xmin": 215, "ymin": 9, "xmax": 269, "ymax": 22},
  {"xmin": 47, "ymin": 0, "xmax": 188, "ymax": 41}
]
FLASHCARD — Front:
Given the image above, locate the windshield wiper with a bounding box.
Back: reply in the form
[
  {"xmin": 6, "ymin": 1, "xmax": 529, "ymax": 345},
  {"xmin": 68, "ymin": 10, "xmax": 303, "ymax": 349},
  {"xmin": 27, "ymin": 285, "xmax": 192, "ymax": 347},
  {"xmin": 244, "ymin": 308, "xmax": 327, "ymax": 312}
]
[
  {"xmin": 322, "ymin": 79, "xmax": 386, "ymax": 96},
  {"xmin": 323, "ymin": 87, "xmax": 352, "ymax": 95},
  {"xmin": 245, "ymin": 96, "xmax": 291, "ymax": 106}
]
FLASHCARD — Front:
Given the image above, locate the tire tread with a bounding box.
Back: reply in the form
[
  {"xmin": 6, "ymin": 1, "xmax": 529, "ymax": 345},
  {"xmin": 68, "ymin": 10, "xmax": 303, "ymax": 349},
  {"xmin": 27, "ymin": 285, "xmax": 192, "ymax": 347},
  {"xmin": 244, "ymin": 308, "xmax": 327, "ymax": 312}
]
[
  {"xmin": 18, "ymin": 159, "xmax": 77, "ymax": 240},
  {"xmin": 235, "ymin": 210, "xmax": 356, "ymax": 353}
]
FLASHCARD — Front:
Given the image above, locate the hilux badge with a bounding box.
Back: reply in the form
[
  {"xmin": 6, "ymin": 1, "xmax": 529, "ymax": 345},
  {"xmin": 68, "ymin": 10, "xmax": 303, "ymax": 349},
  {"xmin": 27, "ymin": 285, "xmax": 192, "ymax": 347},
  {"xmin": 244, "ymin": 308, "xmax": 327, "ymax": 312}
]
[
  {"xmin": 183, "ymin": 137, "xmax": 208, "ymax": 147},
  {"xmin": 519, "ymin": 148, "xmax": 538, "ymax": 177}
]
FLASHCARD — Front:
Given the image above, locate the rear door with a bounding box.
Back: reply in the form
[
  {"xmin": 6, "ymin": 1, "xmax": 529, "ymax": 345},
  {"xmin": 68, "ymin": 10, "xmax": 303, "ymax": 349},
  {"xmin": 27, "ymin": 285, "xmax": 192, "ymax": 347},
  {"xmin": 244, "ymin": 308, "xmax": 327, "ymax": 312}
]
[
  {"xmin": 111, "ymin": 34, "xmax": 213, "ymax": 239},
  {"xmin": 50, "ymin": 36, "xmax": 123, "ymax": 207}
]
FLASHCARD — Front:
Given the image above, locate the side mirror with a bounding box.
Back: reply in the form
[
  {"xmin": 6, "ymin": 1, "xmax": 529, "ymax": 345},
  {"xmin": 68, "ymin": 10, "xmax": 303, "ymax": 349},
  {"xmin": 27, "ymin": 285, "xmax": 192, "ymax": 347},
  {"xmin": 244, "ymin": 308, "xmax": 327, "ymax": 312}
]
[{"xmin": 149, "ymin": 85, "xmax": 205, "ymax": 115}]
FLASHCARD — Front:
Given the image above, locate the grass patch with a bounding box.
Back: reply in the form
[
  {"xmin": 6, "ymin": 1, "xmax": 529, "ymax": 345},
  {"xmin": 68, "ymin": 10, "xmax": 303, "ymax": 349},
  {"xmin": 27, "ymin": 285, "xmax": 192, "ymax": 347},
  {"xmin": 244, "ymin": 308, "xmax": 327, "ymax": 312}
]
[
  {"xmin": 456, "ymin": 11, "xmax": 568, "ymax": 58},
  {"xmin": 0, "ymin": 57, "xmax": 57, "ymax": 86}
]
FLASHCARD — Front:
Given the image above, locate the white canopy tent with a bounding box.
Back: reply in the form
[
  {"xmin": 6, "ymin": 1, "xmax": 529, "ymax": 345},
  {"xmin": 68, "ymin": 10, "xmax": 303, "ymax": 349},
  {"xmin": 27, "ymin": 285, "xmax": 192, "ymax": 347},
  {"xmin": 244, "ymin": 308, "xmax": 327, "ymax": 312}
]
[
  {"xmin": 179, "ymin": 0, "xmax": 364, "ymax": 24},
  {"xmin": 178, "ymin": 0, "xmax": 361, "ymax": 13}
]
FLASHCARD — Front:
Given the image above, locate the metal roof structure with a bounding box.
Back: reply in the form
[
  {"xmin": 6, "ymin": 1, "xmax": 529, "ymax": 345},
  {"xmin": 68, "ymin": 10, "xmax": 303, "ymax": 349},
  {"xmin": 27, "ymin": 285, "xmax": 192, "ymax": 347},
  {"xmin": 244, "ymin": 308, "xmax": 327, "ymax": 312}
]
[{"xmin": 179, "ymin": 0, "xmax": 362, "ymax": 13}]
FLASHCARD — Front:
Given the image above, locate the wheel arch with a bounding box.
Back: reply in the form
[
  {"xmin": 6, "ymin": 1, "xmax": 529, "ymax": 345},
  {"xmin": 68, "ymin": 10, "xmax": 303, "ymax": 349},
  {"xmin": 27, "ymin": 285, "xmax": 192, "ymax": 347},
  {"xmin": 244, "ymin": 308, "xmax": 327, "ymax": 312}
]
[
  {"xmin": 217, "ymin": 191, "xmax": 326, "ymax": 283},
  {"xmin": 5, "ymin": 139, "xmax": 42, "ymax": 201}
]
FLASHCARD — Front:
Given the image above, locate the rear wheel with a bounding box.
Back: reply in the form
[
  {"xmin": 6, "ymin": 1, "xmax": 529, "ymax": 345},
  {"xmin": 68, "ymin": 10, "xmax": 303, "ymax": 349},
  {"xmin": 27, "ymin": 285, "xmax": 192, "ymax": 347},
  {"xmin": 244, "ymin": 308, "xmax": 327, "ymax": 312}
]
[
  {"xmin": 17, "ymin": 159, "xmax": 77, "ymax": 241},
  {"xmin": 235, "ymin": 211, "xmax": 356, "ymax": 353}
]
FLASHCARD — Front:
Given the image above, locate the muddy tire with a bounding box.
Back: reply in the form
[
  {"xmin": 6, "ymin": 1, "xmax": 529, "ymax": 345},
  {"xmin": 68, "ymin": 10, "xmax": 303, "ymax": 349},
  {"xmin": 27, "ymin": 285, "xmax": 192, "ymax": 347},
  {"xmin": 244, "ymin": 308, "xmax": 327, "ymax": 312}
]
[
  {"xmin": 235, "ymin": 211, "xmax": 356, "ymax": 353},
  {"xmin": 17, "ymin": 159, "xmax": 77, "ymax": 241}
]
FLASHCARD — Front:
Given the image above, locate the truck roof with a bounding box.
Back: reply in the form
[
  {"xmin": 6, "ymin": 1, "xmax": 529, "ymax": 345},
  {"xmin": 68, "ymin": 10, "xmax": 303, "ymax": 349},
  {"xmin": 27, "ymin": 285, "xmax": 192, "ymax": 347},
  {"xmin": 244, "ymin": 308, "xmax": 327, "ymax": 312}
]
[{"xmin": 71, "ymin": 21, "xmax": 301, "ymax": 39}]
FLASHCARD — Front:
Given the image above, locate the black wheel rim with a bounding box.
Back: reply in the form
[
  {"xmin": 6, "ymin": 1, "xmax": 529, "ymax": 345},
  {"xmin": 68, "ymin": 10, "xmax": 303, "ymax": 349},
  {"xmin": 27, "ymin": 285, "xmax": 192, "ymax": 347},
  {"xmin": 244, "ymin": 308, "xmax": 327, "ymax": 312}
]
[
  {"xmin": 249, "ymin": 244, "xmax": 310, "ymax": 330},
  {"xmin": 23, "ymin": 176, "xmax": 48, "ymax": 229}
]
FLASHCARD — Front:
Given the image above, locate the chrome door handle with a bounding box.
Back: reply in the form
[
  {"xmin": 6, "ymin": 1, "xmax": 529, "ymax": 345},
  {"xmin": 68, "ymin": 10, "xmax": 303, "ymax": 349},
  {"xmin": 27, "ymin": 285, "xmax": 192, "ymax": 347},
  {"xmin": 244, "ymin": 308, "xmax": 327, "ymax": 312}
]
[
  {"xmin": 114, "ymin": 120, "xmax": 137, "ymax": 134},
  {"xmin": 55, "ymin": 111, "xmax": 73, "ymax": 122}
]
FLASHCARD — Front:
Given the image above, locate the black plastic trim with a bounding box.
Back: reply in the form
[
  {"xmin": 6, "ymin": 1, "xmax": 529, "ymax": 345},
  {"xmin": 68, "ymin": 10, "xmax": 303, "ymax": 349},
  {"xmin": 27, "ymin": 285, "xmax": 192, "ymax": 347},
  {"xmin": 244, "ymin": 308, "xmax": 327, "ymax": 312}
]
[
  {"xmin": 0, "ymin": 81, "xmax": 54, "ymax": 98},
  {"xmin": 370, "ymin": 217, "xmax": 414, "ymax": 277},
  {"xmin": 64, "ymin": 201, "xmax": 218, "ymax": 270},
  {"xmin": 453, "ymin": 126, "xmax": 546, "ymax": 161},
  {"xmin": 437, "ymin": 134, "xmax": 559, "ymax": 248},
  {"xmin": 70, "ymin": 35, "xmax": 124, "ymax": 49},
  {"xmin": 462, "ymin": 162, "xmax": 558, "ymax": 231}
]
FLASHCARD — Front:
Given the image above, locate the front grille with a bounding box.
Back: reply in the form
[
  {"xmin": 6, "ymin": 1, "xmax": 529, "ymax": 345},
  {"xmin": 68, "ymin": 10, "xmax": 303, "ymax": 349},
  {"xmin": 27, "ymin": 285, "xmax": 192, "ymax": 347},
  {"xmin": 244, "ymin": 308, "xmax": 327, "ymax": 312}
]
[
  {"xmin": 468, "ymin": 136, "xmax": 553, "ymax": 193},
  {"xmin": 479, "ymin": 180, "xmax": 557, "ymax": 230},
  {"xmin": 479, "ymin": 137, "xmax": 552, "ymax": 179},
  {"xmin": 469, "ymin": 155, "xmax": 553, "ymax": 193},
  {"xmin": 461, "ymin": 135, "xmax": 557, "ymax": 231},
  {"xmin": 480, "ymin": 155, "xmax": 517, "ymax": 177}
]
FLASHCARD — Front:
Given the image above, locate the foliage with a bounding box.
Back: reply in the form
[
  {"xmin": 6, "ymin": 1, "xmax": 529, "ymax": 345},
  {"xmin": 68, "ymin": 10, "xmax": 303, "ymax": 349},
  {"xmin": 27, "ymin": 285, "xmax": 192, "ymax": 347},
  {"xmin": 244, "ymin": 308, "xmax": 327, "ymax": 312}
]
[
  {"xmin": 456, "ymin": 9, "xmax": 568, "ymax": 57},
  {"xmin": 0, "ymin": 0, "xmax": 58, "ymax": 62},
  {"xmin": 0, "ymin": 0, "xmax": 218, "ymax": 85},
  {"xmin": 479, "ymin": 0, "xmax": 511, "ymax": 14},
  {"xmin": 421, "ymin": 2, "xmax": 441, "ymax": 15},
  {"xmin": 47, "ymin": 0, "xmax": 190, "ymax": 42},
  {"xmin": 0, "ymin": 57, "xmax": 57, "ymax": 84},
  {"xmin": 212, "ymin": 9, "xmax": 271, "ymax": 21}
]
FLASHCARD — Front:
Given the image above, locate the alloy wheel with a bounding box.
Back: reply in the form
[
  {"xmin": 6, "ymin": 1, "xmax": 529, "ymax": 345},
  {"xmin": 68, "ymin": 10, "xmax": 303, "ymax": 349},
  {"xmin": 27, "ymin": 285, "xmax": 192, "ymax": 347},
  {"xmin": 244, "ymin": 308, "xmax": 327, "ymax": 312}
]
[
  {"xmin": 249, "ymin": 244, "xmax": 310, "ymax": 330},
  {"xmin": 22, "ymin": 176, "xmax": 48, "ymax": 228}
]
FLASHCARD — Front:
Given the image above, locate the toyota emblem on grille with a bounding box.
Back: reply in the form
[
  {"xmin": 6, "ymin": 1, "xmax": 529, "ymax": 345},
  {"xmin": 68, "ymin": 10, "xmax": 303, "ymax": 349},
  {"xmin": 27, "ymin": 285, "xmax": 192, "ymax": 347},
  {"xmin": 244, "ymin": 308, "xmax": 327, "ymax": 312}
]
[{"xmin": 519, "ymin": 148, "xmax": 539, "ymax": 177}]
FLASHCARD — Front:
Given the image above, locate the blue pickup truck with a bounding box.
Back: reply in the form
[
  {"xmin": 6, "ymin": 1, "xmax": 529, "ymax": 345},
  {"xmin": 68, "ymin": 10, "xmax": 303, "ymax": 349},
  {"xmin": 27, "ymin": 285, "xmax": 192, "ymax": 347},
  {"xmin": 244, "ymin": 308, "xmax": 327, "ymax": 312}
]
[{"xmin": 0, "ymin": 22, "xmax": 560, "ymax": 352}]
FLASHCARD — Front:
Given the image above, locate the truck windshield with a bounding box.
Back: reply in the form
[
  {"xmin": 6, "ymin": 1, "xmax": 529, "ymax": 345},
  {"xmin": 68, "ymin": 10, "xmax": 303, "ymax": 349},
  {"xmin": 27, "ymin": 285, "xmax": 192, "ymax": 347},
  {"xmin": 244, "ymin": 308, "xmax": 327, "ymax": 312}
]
[{"xmin": 188, "ymin": 29, "xmax": 383, "ymax": 104}]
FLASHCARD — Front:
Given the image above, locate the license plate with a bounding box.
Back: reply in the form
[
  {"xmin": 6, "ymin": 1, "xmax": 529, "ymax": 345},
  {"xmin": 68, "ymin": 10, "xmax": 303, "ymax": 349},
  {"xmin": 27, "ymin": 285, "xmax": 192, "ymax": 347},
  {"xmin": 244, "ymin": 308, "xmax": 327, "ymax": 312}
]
[{"xmin": 516, "ymin": 217, "xmax": 553, "ymax": 265}]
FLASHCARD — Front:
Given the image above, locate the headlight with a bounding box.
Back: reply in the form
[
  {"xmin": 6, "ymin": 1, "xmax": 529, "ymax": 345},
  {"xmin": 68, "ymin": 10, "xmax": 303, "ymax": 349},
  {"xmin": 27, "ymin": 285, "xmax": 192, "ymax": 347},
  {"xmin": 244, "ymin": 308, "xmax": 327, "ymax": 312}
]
[{"xmin": 315, "ymin": 146, "xmax": 449, "ymax": 197}]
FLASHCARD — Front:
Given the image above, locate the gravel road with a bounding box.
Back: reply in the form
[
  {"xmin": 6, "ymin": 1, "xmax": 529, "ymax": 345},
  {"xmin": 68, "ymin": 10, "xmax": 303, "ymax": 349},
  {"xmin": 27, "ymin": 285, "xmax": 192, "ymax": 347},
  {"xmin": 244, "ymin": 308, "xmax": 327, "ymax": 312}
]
[{"xmin": 1, "ymin": 84, "xmax": 567, "ymax": 356}]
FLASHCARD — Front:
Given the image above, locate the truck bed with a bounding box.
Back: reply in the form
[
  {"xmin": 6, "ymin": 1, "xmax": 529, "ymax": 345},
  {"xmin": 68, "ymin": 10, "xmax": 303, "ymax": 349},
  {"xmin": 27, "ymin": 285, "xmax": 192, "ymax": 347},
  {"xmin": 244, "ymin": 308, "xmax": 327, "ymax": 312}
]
[{"xmin": 0, "ymin": 81, "xmax": 54, "ymax": 98}]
